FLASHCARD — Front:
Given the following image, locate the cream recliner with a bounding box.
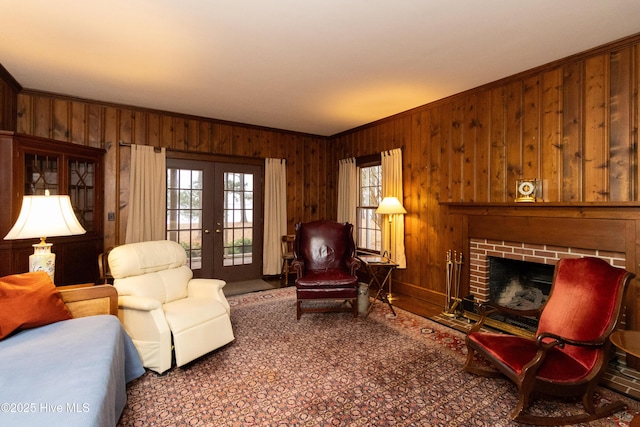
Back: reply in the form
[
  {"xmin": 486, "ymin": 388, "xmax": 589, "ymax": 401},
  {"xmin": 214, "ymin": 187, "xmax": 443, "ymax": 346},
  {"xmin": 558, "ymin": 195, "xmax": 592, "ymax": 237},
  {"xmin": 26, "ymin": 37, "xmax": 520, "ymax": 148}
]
[{"xmin": 108, "ymin": 240, "xmax": 235, "ymax": 374}]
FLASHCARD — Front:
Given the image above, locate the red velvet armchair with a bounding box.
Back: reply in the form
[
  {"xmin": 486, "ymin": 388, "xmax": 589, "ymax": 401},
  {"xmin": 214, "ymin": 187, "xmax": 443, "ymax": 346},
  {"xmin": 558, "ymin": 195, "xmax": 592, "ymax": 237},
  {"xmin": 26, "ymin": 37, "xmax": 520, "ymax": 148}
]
[
  {"xmin": 463, "ymin": 257, "xmax": 634, "ymax": 425},
  {"xmin": 292, "ymin": 220, "xmax": 361, "ymax": 320}
]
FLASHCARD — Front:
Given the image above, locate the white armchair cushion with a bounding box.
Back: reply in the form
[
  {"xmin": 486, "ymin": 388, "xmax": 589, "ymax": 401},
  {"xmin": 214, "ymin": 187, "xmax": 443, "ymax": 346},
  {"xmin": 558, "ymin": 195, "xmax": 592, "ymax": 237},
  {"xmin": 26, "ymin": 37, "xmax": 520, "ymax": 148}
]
[
  {"xmin": 163, "ymin": 298, "xmax": 228, "ymax": 334},
  {"xmin": 109, "ymin": 240, "xmax": 187, "ymax": 277},
  {"xmin": 116, "ymin": 267, "xmax": 192, "ymax": 304}
]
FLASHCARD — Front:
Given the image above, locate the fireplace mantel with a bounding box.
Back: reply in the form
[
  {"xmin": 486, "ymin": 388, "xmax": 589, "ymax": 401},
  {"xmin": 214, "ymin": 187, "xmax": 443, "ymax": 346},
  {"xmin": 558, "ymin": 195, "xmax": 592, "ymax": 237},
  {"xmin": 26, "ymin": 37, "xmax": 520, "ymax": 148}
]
[{"xmin": 445, "ymin": 202, "xmax": 638, "ymax": 253}]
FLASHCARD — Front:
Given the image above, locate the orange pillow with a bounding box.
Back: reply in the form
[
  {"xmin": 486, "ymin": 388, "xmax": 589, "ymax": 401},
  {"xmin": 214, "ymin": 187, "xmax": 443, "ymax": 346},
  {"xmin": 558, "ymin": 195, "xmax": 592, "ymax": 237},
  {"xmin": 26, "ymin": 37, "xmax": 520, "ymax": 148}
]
[{"xmin": 0, "ymin": 271, "xmax": 73, "ymax": 340}]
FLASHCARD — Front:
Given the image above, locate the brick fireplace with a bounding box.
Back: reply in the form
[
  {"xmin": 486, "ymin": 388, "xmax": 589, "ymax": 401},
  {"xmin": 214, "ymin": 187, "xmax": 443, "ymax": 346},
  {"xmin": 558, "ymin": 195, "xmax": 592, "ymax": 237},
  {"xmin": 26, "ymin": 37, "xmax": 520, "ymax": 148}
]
[
  {"xmin": 442, "ymin": 204, "xmax": 640, "ymax": 370},
  {"xmin": 469, "ymin": 238, "xmax": 627, "ymax": 303}
]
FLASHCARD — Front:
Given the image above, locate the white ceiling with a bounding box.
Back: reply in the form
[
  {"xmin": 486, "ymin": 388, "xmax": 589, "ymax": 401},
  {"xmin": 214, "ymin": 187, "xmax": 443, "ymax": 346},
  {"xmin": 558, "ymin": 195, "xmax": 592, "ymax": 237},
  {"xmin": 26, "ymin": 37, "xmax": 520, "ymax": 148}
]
[{"xmin": 1, "ymin": 1, "xmax": 639, "ymax": 136}]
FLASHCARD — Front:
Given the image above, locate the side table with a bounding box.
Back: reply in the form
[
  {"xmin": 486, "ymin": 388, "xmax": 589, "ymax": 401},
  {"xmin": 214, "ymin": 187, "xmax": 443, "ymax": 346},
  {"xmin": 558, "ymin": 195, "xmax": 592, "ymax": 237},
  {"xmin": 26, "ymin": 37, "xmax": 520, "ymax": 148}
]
[
  {"xmin": 357, "ymin": 253, "xmax": 397, "ymax": 318},
  {"xmin": 610, "ymin": 330, "xmax": 640, "ymax": 427}
]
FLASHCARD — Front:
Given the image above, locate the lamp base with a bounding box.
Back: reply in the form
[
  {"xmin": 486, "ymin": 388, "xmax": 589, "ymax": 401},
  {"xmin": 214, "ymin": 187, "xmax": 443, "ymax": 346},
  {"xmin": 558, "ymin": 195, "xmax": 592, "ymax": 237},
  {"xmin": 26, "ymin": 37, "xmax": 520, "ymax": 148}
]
[{"xmin": 29, "ymin": 242, "xmax": 56, "ymax": 283}]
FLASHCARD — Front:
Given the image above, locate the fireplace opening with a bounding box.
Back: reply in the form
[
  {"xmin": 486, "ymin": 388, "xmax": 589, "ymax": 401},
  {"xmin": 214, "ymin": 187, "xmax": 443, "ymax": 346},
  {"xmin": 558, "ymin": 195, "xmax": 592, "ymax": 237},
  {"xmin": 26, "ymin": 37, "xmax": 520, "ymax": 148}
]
[
  {"xmin": 464, "ymin": 257, "xmax": 556, "ymax": 335},
  {"xmin": 490, "ymin": 257, "xmax": 554, "ymax": 308},
  {"xmin": 486, "ymin": 257, "xmax": 554, "ymax": 332}
]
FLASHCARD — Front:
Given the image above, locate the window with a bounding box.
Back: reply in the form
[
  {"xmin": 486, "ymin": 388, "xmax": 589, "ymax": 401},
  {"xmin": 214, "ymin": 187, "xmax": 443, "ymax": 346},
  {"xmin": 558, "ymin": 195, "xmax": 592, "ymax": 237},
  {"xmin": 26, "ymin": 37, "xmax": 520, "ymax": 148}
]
[{"xmin": 357, "ymin": 163, "xmax": 382, "ymax": 252}]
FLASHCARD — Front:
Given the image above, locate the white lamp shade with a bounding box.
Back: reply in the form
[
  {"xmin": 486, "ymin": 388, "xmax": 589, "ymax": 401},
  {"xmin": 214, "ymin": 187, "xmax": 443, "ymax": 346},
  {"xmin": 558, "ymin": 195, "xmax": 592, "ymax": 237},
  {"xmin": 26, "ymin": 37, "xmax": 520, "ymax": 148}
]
[
  {"xmin": 375, "ymin": 197, "xmax": 407, "ymax": 215},
  {"xmin": 4, "ymin": 195, "xmax": 86, "ymax": 240}
]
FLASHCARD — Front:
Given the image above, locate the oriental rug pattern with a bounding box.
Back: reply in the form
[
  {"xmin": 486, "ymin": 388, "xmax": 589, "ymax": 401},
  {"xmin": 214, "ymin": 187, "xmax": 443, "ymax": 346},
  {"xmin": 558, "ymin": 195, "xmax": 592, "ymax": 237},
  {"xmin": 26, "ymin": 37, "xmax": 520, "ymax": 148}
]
[{"xmin": 118, "ymin": 287, "xmax": 639, "ymax": 426}]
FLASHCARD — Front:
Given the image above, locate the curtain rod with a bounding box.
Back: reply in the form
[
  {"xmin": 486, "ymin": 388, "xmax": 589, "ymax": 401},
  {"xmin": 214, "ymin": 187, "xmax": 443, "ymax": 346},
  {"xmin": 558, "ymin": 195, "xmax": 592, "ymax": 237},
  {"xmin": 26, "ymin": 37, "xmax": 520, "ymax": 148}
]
[
  {"xmin": 119, "ymin": 141, "xmax": 163, "ymax": 153},
  {"xmin": 385, "ymin": 145, "xmax": 405, "ymax": 155},
  {"xmin": 119, "ymin": 142, "xmax": 286, "ymax": 164}
]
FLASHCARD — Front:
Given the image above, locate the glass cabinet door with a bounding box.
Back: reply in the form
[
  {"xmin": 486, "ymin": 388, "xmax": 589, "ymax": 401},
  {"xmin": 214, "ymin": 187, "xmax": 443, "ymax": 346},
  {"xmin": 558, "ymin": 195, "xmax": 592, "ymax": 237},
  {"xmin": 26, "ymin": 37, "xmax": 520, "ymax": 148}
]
[
  {"xmin": 24, "ymin": 153, "xmax": 59, "ymax": 196},
  {"xmin": 22, "ymin": 152, "xmax": 97, "ymax": 233},
  {"xmin": 68, "ymin": 158, "xmax": 95, "ymax": 232}
]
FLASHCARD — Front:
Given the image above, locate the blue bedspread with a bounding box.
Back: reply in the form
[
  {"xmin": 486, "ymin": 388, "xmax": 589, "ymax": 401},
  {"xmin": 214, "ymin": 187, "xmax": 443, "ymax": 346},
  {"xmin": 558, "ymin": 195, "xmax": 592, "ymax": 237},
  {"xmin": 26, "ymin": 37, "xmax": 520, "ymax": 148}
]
[{"xmin": 0, "ymin": 315, "xmax": 144, "ymax": 426}]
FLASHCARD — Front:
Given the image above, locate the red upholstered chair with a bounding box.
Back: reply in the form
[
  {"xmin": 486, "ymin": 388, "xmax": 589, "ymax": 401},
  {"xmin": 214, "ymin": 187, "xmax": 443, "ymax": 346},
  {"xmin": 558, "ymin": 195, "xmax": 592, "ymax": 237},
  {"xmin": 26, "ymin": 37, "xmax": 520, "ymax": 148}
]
[
  {"xmin": 292, "ymin": 220, "xmax": 361, "ymax": 320},
  {"xmin": 464, "ymin": 257, "xmax": 634, "ymax": 425}
]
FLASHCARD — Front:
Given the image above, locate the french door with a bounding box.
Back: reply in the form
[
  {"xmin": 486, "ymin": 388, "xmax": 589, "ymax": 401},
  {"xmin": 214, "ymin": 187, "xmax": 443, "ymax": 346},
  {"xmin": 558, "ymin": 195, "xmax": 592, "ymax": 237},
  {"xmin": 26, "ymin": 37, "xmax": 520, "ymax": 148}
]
[{"xmin": 166, "ymin": 159, "xmax": 263, "ymax": 282}]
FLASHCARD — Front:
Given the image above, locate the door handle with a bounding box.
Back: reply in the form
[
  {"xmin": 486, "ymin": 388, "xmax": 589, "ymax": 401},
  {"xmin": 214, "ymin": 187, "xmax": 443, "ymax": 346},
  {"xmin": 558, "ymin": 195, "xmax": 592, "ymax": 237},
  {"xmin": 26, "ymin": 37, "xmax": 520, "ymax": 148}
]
[
  {"xmin": 215, "ymin": 229, "xmax": 221, "ymax": 233},
  {"xmin": 204, "ymin": 229, "xmax": 210, "ymax": 234}
]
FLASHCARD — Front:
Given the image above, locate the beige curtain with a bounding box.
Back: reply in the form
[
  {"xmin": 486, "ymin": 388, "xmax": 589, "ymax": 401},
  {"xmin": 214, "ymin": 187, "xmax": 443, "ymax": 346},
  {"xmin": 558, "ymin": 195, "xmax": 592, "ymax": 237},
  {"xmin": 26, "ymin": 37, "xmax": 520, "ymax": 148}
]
[
  {"xmin": 125, "ymin": 144, "xmax": 167, "ymax": 243},
  {"xmin": 381, "ymin": 148, "xmax": 406, "ymax": 268},
  {"xmin": 337, "ymin": 157, "xmax": 357, "ymax": 227},
  {"xmin": 263, "ymin": 158, "xmax": 287, "ymax": 275}
]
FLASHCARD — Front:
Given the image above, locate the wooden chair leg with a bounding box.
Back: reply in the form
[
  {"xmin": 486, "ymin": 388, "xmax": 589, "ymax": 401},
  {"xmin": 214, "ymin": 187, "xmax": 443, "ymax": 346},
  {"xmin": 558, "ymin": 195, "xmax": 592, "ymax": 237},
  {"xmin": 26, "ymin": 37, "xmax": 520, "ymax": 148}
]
[{"xmin": 284, "ymin": 262, "xmax": 289, "ymax": 285}]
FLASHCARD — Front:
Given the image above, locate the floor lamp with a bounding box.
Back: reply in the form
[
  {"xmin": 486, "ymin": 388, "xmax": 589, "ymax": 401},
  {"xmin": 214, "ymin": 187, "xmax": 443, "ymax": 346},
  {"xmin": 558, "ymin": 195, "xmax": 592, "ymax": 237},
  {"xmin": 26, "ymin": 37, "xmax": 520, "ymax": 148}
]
[
  {"xmin": 375, "ymin": 196, "xmax": 406, "ymax": 300},
  {"xmin": 4, "ymin": 190, "xmax": 86, "ymax": 284}
]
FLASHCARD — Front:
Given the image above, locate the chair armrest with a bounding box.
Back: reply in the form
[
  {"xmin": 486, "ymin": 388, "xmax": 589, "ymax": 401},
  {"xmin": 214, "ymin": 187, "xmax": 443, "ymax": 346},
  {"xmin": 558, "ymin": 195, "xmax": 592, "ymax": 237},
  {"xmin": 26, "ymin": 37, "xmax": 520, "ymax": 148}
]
[
  {"xmin": 292, "ymin": 259, "xmax": 304, "ymax": 278},
  {"xmin": 536, "ymin": 332, "xmax": 606, "ymax": 349},
  {"xmin": 188, "ymin": 278, "xmax": 226, "ymax": 298},
  {"xmin": 469, "ymin": 302, "xmax": 542, "ymax": 333},
  {"xmin": 346, "ymin": 257, "xmax": 361, "ymax": 275},
  {"xmin": 517, "ymin": 331, "xmax": 606, "ymax": 385},
  {"xmin": 118, "ymin": 295, "xmax": 162, "ymax": 311},
  {"xmin": 188, "ymin": 278, "xmax": 230, "ymax": 314},
  {"xmin": 58, "ymin": 284, "xmax": 118, "ymax": 317}
]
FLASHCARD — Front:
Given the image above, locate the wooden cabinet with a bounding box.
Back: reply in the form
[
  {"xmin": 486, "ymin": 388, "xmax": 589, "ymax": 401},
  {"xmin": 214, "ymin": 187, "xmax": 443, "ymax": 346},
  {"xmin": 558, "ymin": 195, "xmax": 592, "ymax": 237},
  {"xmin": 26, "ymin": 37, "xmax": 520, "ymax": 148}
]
[{"xmin": 0, "ymin": 131, "xmax": 104, "ymax": 285}]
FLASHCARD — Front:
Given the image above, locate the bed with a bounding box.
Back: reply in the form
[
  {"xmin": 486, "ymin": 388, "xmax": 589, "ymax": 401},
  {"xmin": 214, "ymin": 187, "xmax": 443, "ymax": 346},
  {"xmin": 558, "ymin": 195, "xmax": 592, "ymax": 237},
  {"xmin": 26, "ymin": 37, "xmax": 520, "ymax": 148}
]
[{"xmin": 0, "ymin": 276, "xmax": 144, "ymax": 427}]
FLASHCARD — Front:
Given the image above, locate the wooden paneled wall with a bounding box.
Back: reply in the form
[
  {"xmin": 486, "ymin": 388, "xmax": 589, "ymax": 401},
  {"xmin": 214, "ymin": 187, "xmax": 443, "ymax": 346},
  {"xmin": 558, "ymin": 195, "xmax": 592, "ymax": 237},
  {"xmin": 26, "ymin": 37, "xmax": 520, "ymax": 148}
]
[
  {"xmin": 333, "ymin": 34, "xmax": 640, "ymax": 307},
  {"xmin": 14, "ymin": 92, "xmax": 335, "ymax": 249},
  {"xmin": 0, "ymin": 64, "xmax": 20, "ymax": 131},
  {"xmin": 2, "ymin": 33, "xmax": 640, "ymax": 324}
]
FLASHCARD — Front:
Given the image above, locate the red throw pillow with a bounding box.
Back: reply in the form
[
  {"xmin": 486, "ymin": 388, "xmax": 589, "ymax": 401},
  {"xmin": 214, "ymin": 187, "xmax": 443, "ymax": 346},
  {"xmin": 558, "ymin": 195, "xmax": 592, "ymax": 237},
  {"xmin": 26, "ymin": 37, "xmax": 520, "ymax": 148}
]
[{"xmin": 0, "ymin": 271, "xmax": 73, "ymax": 340}]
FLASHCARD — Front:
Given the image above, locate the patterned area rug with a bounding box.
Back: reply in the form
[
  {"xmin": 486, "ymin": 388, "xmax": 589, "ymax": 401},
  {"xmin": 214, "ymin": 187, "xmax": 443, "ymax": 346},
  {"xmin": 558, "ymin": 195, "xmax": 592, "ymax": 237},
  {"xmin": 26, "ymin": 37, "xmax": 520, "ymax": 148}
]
[{"xmin": 118, "ymin": 287, "xmax": 639, "ymax": 426}]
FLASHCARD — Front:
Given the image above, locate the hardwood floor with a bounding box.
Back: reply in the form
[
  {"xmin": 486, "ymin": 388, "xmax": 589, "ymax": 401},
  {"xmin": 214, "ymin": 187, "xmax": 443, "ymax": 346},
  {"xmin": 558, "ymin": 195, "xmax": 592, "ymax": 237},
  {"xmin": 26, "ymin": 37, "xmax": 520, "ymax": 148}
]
[{"xmin": 391, "ymin": 294, "xmax": 443, "ymax": 318}]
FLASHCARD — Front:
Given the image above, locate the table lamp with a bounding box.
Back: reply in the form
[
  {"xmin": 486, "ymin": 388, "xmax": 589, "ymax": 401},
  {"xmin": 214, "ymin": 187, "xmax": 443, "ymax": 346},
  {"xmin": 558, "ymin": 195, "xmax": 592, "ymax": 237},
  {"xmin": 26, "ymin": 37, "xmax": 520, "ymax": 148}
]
[{"xmin": 4, "ymin": 190, "xmax": 86, "ymax": 283}]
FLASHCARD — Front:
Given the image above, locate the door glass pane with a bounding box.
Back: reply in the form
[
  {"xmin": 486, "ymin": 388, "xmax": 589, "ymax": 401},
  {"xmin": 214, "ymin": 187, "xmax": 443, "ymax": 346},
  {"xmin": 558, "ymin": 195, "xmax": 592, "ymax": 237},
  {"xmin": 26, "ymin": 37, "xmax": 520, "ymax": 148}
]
[
  {"xmin": 167, "ymin": 167, "xmax": 203, "ymax": 270},
  {"xmin": 223, "ymin": 172, "xmax": 253, "ymax": 266}
]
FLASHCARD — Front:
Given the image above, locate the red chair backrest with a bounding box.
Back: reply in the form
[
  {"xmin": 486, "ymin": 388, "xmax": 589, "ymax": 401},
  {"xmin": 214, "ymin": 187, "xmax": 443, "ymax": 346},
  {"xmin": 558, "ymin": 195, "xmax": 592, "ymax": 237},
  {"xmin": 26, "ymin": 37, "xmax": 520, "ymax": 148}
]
[
  {"xmin": 537, "ymin": 257, "xmax": 631, "ymax": 365},
  {"xmin": 294, "ymin": 220, "xmax": 355, "ymax": 273}
]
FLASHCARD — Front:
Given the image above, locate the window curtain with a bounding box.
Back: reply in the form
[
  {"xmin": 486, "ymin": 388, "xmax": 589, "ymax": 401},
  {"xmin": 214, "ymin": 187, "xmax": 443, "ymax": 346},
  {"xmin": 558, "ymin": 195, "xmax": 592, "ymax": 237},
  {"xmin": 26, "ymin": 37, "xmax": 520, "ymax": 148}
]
[
  {"xmin": 337, "ymin": 157, "xmax": 357, "ymax": 227},
  {"xmin": 381, "ymin": 148, "xmax": 406, "ymax": 269},
  {"xmin": 125, "ymin": 144, "xmax": 167, "ymax": 243},
  {"xmin": 263, "ymin": 158, "xmax": 287, "ymax": 275}
]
